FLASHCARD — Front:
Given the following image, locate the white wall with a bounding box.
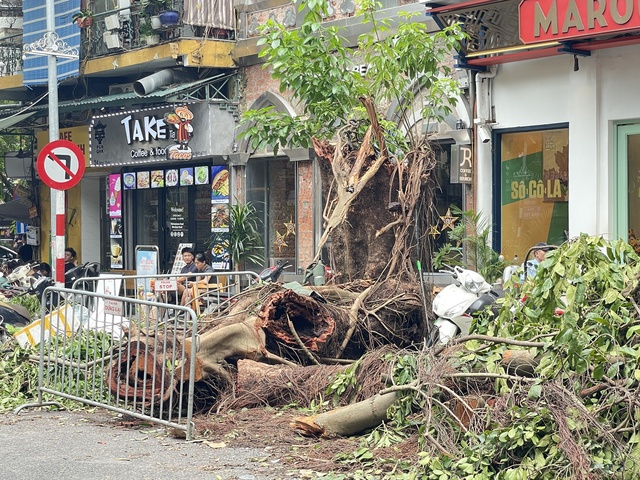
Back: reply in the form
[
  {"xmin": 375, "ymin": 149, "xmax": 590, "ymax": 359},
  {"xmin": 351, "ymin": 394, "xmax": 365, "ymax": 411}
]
[
  {"xmin": 81, "ymin": 176, "xmax": 102, "ymax": 263},
  {"xmin": 488, "ymin": 45, "xmax": 640, "ymax": 240}
]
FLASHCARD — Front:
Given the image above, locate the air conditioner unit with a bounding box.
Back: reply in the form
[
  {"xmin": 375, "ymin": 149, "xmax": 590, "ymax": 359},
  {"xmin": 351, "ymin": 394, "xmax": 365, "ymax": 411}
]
[{"xmin": 109, "ymin": 83, "xmax": 135, "ymax": 95}]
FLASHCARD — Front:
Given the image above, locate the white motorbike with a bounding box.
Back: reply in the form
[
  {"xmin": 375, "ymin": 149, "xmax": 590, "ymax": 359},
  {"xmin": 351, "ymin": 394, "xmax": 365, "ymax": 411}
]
[{"xmin": 432, "ymin": 265, "xmax": 504, "ymax": 344}]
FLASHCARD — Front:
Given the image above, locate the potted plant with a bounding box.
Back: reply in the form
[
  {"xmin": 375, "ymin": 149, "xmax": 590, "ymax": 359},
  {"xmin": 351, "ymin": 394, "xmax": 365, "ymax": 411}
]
[
  {"xmin": 208, "ymin": 201, "xmax": 264, "ymax": 272},
  {"xmin": 72, "ymin": 9, "xmax": 93, "ymax": 29},
  {"xmin": 158, "ymin": 8, "xmax": 180, "ymax": 27},
  {"xmin": 140, "ymin": 0, "xmax": 168, "ymax": 15},
  {"xmin": 139, "ymin": 20, "xmax": 160, "ymax": 45}
]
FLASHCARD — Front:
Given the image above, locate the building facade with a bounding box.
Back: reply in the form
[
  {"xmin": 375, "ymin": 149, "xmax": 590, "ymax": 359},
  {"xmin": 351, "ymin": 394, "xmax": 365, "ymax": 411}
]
[
  {"xmin": 429, "ymin": 0, "xmax": 640, "ymax": 259},
  {"xmin": 0, "ymin": 0, "xmax": 472, "ymax": 275}
]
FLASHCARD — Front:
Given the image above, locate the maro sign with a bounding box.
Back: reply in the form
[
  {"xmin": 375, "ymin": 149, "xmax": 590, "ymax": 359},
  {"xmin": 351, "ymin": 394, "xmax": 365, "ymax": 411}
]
[{"xmin": 519, "ymin": 0, "xmax": 640, "ymax": 43}]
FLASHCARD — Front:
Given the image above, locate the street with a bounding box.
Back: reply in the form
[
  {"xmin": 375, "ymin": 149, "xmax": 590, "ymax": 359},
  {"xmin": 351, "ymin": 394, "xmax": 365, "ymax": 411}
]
[{"xmin": 0, "ymin": 410, "xmax": 292, "ymax": 480}]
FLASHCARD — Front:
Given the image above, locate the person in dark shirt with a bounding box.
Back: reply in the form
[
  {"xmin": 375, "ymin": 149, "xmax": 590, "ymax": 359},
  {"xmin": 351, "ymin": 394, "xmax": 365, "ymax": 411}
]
[
  {"xmin": 182, "ymin": 252, "xmax": 217, "ymax": 306},
  {"xmin": 17, "ymin": 244, "xmax": 33, "ymax": 264},
  {"xmin": 64, "ymin": 247, "xmax": 78, "ymax": 288},
  {"xmin": 64, "ymin": 247, "xmax": 78, "ymax": 273},
  {"xmin": 176, "ymin": 247, "xmax": 198, "ymax": 301}
]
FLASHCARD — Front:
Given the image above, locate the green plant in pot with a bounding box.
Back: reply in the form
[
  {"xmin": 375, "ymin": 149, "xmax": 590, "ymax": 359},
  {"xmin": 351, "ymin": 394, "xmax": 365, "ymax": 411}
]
[
  {"xmin": 433, "ymin": 207, "xmax": 509, "ymax": 284},
  {"xmin": 209, "ymin": 201, "xmax": 264, "ymax": 271},
  {"xmin": 138, "ymin": 19, "xmax": 159, "ymax": 44},
  {"xmin": 140, "ymin": 0, "xmax": 168, "ymax": 15},
  {"xmin": 72, "ymin": 9, "xmax": 93, "ymax": 29}
]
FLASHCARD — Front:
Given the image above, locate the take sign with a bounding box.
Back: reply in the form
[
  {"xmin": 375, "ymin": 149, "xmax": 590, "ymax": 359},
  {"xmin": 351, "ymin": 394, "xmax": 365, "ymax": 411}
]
[{"xmin": 37, "ymin": 140, "xmax": 86, "ymax": 190}]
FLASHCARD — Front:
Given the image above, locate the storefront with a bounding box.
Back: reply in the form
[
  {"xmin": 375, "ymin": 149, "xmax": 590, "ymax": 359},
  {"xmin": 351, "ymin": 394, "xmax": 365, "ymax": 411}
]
[
  {"xmin": 90, "ymin": 102, "xmax": 237, "ymax": 272},
  {"xmin": 428, "ymin": 0, "xmax": 640, "ymax": 258}
]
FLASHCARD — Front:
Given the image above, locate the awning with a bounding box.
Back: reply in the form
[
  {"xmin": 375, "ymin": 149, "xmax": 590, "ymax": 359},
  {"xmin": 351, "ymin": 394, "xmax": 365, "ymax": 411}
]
[
  {"xmin": 0, "ymin": 198, "xmax": 34, "ymax": 224},
  {"xmin": 0, "ymin": 73, "xmax": 236, "ymax": 124},
  {"xmin": 0, "ymin": 111, "xmax": 37, "ymax": 131}
]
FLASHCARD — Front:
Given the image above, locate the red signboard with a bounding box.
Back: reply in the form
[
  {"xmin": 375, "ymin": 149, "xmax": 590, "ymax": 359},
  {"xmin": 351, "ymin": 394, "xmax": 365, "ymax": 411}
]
[{"xmin": 519, "ymin": 0, "xmax": 640, "ymax": 43}]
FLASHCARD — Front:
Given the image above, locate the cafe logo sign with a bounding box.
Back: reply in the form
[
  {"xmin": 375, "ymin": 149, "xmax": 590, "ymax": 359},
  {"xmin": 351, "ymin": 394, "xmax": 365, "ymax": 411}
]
[
  {"xmin": 519, "ymin": 0, "xmax": 640, "ymax": 43},
  {"xmin": 164, "ymin": 105, "xmax": 194, "ymax": 161}
]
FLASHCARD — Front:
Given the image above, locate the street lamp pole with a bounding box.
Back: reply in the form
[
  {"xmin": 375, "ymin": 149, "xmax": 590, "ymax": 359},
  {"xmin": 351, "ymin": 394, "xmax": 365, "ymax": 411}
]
[{"xmin": 23, "ymin": 0, "xmax": 79, "ymax": 285}]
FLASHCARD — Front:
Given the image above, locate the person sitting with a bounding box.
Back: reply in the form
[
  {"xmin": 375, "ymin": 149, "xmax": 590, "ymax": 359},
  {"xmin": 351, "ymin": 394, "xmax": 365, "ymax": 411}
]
[
  {"xmin": 520, "ymin": 242, "xmax": 549, "ymax": 282},
  {"xmin": 174, "ymin": 247, "xmax": 198, "ymax": 303},
  {"xmin": 181, "ymin": 252, "xmax": 216, "ymax": 307},
  {"xmin": 17, "ymin": 244, "xmax": 33, "ymax": 264},
  {"xmin": 64, "ymin": 247, "xmax": 79, "ymax": 288}
]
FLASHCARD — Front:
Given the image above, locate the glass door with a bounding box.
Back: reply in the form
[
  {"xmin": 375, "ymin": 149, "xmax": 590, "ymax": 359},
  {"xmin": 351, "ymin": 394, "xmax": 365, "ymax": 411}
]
[
  {"xmin": 165, "ymin": 187, "xmax": 190, "ymax": 268},
  {"xmin": 616, "ymin": 124, "xmax": 640, "ymax": 253}
]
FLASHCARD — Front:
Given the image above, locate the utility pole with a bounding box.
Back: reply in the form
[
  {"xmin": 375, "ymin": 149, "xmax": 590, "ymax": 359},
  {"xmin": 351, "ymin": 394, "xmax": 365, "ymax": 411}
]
[{"xmin": 23, "ymin": 0, "xmax": 79, "ymax": 285}]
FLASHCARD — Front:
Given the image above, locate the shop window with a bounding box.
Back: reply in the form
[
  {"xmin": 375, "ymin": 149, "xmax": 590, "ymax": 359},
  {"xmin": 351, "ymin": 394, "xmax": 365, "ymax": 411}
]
[
  {"xmin": 615, "ymin": 124, "xmax": 640, "ymax": 254},
  {"xmin": 246, "ymin": 158, "xmax": 297, "ymax": 269},
  {"xmin": 432, "ymin": 143, "xmax": 464, "ymax": 252},
  {"xmin": 497, "ymin": 126, "xmax": 569, "ymax": 260}
]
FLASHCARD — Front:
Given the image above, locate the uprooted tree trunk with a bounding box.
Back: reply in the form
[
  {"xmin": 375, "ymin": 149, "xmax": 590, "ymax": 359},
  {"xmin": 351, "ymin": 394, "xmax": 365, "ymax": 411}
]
[
  {"xmin": 313, "ymin": 96, "xmax": 438, "ymax": 283},
  {"xmin": 107, "ymin": 281, "xmax": 425, "ymax": 404}
]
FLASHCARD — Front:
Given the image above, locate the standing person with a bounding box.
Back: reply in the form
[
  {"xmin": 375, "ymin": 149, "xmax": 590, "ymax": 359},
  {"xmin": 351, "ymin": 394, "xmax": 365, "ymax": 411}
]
[
  {"xmin": 182, "ymin": 252, "xmax": 215, "ymax": 306},
  {"xmin": 520, "ymin": 242, "xmax": 549, "ymax": 281}
]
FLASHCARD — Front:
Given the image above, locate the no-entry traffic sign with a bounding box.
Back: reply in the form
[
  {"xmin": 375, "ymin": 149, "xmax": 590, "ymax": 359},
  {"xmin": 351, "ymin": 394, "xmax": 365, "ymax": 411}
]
[{"xmin": 37, "ymin": 140, "xmax": 86, "ymax": 190}]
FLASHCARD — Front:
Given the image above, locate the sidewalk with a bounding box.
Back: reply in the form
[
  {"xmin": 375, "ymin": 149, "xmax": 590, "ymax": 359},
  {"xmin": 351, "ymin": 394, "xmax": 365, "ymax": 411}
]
[{"xmin": 0, "ymin": 410, "xmax": 290, "ymax": 480}]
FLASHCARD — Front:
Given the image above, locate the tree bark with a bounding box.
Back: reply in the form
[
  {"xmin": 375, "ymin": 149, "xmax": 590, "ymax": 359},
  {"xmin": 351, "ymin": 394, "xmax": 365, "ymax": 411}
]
[{"xmin": 291, "ymin": 391, "xmax": 398, "ymax": 437}]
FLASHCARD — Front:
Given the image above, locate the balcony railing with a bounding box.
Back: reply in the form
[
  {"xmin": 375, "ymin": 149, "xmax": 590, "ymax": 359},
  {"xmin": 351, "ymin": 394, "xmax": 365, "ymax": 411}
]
[{"xmin": 84, "ymin": 0, "xmax": 235, "ymax": 58}]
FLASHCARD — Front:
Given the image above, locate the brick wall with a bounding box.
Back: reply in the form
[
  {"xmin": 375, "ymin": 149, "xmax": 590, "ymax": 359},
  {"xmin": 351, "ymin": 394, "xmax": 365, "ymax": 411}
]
[
  {"xmin": 297, "ymin": 160, "xmax": 314, "ymax": 269},
  {"xmin": 241, "ymin": 65, "xmax": 317, "ymax": 272}
]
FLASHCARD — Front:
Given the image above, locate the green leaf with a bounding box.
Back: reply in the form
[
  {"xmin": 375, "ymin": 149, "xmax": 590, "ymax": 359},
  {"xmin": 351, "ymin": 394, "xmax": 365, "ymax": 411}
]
[{"xmin": 528, "ymin": 384, "xmax": 542, "ymax": 399}]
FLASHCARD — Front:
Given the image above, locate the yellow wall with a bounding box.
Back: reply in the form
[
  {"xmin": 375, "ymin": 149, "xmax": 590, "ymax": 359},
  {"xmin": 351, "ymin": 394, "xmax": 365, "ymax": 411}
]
[
  {"xmin": 36, "ymin": 126, "xmax": 87, "ymax": 263},
  {"xmin": 37, "ymin": 127, "xmax": 90, "ymax": 166}
]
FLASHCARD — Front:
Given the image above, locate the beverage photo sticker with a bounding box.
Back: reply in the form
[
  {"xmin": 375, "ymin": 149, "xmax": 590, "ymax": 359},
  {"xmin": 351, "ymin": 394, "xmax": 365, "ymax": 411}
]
[
  {"xmin": 123, "ymin": 172, "xmax": 136, "ymax": 190},
  {"xmin": 180, "ymin": 167, "xmax": 194, "ymax": 186},
  {"xmin": 110, "ymin": 239, "xmax": 124, "ymax": 269},
  {"xmin": 151, "ymin": 170, "xmax": 164, "ymax": 188},
  {"xmin": 137, "ymin": 171, "xmax": 150, "ymax": 189},
  {"xmin": 195, "ymin": 166, "xmax": 209, "ymax": 185},
  {"xmin": 165, "ymin": 168, "xmax": 179, "ymax": 187},
  {"xmin": 110, "ymin": 217, "xmax": 123, "ymax": 237}
]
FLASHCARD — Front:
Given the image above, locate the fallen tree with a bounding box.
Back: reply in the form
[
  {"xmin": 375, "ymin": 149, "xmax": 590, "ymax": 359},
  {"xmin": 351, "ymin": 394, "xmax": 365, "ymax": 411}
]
[{"xmin": 103, "ymin": 0, "xmax": 640, "ymax": 476}]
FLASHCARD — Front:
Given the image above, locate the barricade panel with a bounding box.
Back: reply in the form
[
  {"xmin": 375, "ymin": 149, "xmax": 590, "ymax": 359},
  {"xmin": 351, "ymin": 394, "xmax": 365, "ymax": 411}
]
[{"xmin": 17, "ymin": 270, "xmax": 260, "ymax": 440}]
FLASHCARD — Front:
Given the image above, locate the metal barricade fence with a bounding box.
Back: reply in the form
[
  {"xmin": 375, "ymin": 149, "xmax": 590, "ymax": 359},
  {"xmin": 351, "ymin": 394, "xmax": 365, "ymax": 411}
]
[{"xmin": 16, "ymin": 270, "xmax": 260, "ymax": 440}]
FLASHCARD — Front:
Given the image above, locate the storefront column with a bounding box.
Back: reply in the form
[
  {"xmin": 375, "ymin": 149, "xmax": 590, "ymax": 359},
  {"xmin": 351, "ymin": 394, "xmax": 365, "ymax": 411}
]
[{"xmin": 567, "ymin": 55, "xmax": 600, "ymax": 237}]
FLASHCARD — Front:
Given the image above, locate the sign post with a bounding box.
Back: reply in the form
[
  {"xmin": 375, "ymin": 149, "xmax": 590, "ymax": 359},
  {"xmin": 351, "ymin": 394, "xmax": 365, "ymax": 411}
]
[
  {"xmin": 23, "ymin": 5, "xmax": 79, "ymax": 286},
  {"xmin": 36, "ymin": 140, "xmax": 85, "ymax": 284}
]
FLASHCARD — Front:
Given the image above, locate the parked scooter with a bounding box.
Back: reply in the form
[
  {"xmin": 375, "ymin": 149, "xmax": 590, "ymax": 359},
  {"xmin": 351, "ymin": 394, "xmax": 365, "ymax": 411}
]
[
  {"xmin": 431, "ymin": 265, "xmax": 504, "ymax": 344},
  {"xmin": 255, "ymin": 260, "xmax": 292, "ymax": 284},
  {"xmin": 303, "ymin": 259, "xmax": 334, "ymax": 286}
]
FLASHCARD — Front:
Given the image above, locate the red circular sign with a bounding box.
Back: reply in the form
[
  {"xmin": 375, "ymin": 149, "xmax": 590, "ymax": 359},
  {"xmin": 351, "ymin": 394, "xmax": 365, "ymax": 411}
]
[{"xmin": 37, "ymin": 140, "xmax": 86, "ymax": 190}]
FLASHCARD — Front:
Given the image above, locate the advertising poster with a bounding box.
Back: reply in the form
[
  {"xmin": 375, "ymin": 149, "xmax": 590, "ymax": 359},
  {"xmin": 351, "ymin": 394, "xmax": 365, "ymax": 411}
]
[
  {"xmin": 501, "ymin": 128, "xmax": 569, "ymax": 261},
  {"xmin": 110, "ymin": 238, "xmax": 123, "ymax": 268},
  {"xmin": 209, "ymin": 231, "xmax": 230, "ymax": 270},
  {"xmin": 211, "ymin": 204, "xmax": 230, "ymax": 231},
  {"xmin": 108, "ymin": 174, "xmax": 122, "ymax": 217},
  {"xmin": 211, "ymin": 166, "xmax": 229, "ymax": 202},
  {"xmin": 108, "ymin": 174, "xmax": 123, "ymax": 269},
  {"xmin": 135, "ymin": 247, "xmax": 159, "ymax": 295}
]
